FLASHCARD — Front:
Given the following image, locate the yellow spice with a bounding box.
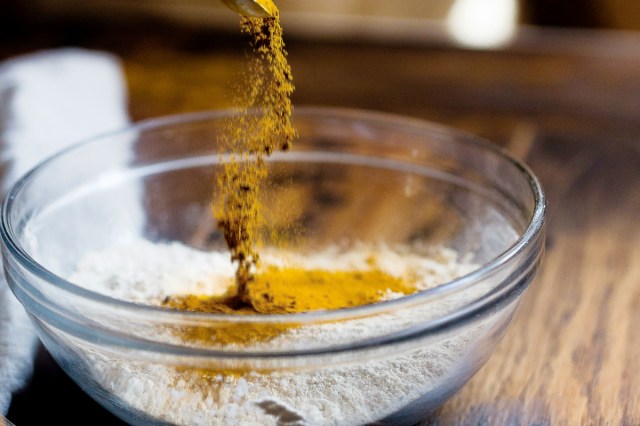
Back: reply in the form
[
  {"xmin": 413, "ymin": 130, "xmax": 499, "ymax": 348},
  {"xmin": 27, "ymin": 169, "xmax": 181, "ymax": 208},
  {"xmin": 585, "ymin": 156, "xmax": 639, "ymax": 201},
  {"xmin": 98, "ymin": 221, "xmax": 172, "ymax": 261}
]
[
  {"xmin": 162, "ymin": 267, "xmax": 415, "ymax": 345},
  {"xmin": 214, "ymin": 8, "xmax": 296, "ymax": 305}
]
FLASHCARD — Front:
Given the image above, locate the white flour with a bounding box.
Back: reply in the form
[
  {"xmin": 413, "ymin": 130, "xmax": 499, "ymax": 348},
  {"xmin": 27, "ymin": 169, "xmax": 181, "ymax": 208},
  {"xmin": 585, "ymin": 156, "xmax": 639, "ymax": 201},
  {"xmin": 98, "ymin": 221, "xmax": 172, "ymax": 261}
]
[{"xmin": 69, "ymin": 241, "xmax": 480, "ymax": 425}]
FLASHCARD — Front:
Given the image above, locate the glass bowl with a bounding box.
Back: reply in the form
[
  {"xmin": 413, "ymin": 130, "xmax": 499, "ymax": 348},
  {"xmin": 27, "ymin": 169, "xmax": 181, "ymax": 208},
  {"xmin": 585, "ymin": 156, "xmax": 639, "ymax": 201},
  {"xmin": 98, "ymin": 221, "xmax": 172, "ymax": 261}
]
[{"xmin": 1, "ymin": 107, "xmax": 545, "ymax": 425}]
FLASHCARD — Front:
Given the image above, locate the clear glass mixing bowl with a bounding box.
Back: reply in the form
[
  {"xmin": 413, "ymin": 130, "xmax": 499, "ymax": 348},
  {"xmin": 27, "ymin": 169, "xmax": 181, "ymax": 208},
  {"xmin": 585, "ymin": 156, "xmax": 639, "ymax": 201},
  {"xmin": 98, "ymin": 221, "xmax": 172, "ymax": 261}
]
[{"xmin": 1, "ymin": 107, "xmax": 545, "ymax": 425}]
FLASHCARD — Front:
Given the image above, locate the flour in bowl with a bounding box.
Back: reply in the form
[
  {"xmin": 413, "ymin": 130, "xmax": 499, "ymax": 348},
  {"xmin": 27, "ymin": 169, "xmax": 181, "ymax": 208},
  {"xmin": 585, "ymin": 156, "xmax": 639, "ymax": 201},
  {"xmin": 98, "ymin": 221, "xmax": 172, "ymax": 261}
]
[{"xmin": 69, "ymin": 240, "xmax": 483, "ymax": 425}]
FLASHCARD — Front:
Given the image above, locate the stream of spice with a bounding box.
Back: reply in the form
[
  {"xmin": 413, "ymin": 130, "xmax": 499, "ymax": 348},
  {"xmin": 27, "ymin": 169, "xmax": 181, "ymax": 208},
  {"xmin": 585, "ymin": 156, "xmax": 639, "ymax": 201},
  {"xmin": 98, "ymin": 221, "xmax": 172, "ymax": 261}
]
[
  {"xmin": 213, "ymin": 5, "xmax": 295, "ymax": 307},
  {"xmin": 162, "ymin": 2, "xmax": 417, "ymax": 340}
]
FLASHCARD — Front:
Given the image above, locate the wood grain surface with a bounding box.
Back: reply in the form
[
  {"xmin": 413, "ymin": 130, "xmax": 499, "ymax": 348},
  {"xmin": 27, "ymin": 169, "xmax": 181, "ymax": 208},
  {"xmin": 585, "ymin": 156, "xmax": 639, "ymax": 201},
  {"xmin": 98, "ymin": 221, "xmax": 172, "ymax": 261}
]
[{"xmin": 2, "ymin": 19, "xmax": 639, "ymax": 425}]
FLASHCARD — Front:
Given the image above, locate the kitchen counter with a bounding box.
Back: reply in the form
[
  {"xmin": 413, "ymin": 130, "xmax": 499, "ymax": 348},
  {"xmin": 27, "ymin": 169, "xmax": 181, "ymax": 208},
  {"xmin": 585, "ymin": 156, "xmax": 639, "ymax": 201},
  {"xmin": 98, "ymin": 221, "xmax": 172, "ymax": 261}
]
[{"xmin": 3, "ymin": 20, "xmax": 639, "ymax": 425}]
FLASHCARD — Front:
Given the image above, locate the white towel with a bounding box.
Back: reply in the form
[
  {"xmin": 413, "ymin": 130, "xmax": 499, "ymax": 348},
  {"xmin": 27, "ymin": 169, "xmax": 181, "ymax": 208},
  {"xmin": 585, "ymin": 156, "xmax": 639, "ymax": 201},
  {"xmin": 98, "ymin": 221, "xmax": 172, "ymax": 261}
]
[{"xmin": 0, "ymin": 48, "xmax": 130, "ymax": 415}]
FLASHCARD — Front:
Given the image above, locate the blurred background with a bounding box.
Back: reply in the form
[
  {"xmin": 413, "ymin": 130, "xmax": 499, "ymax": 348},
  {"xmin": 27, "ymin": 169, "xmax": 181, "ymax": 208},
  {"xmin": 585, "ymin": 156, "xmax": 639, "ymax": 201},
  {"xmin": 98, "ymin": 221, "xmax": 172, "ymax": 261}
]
[
  {"xmin": 3, "ymin": 0, "xmax": 639, "ymax": 148},
  {"xmin": 3, "ymin": 0, "xmax": 640, "ymax": 50}
]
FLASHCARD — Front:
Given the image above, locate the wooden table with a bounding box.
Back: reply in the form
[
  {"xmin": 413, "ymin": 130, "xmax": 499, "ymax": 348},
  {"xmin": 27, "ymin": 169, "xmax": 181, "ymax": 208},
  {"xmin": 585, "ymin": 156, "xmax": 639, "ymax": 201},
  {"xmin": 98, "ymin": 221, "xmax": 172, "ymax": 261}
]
[{"xmin": 4, "ymin": 21, "xmax": 639, "ymax": 425}]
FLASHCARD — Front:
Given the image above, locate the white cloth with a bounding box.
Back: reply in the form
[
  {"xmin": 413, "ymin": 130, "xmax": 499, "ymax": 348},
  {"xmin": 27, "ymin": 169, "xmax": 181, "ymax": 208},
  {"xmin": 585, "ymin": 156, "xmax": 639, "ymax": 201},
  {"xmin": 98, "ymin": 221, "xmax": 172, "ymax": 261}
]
[{"xmin": 0, "ymin": 48, "xmax": 130, "ymax": 414}]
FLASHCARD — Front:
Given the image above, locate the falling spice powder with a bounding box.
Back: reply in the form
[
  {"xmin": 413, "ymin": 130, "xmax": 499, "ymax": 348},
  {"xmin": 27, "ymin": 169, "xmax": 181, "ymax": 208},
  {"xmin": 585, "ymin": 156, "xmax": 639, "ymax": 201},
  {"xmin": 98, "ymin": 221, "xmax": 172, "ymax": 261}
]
[
  {"xmin": 213, "ymin": 7, "xmax": 296, "ymax": 308},
  {"xmin": 181, "ymin": 2, "xmax": 414, "ymax": 319}
]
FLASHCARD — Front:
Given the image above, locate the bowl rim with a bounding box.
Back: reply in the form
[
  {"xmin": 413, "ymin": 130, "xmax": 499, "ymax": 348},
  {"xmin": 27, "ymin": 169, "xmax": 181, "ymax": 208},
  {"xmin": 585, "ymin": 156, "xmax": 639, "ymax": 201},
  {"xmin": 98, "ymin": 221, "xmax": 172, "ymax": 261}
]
[{"xmin": 0, "ymin": 106, "xmax": 546, "ymax": 329}]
